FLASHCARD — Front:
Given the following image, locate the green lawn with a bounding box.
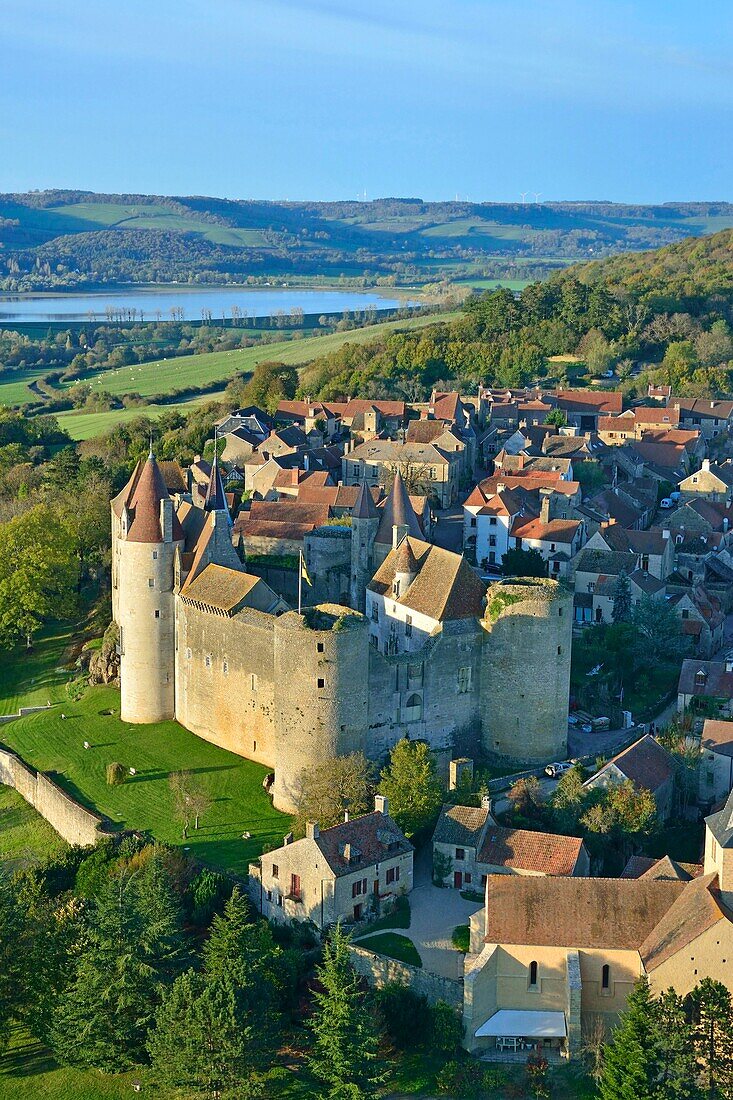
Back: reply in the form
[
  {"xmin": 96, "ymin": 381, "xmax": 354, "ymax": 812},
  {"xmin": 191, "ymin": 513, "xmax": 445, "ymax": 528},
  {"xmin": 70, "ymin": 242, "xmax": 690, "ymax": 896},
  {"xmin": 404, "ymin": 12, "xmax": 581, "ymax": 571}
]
[
  {"xmin": 0, "ymin": 1028, "xmax": 151, "ymax": 1100},
  {"xmin": 0, "ymin": 624, "xmax": 73, "ymax": 715},
  {"xmin": 0, "ymin": 368, "xmax": 50, "ymax": 406},
  {"xmin": 0, "ymin": 786, "xmax": 67, "ymax": 870},
  {"xmin": 355, "ymin": 932, "xmax": 422, "ymax": 968},
  {"xmin": 0, "ymin": 684, "xmax": 291, "ymax": 875},
  {"xmin": 55, "ymin": 392, "xmax": 226, "ymax": 441}
]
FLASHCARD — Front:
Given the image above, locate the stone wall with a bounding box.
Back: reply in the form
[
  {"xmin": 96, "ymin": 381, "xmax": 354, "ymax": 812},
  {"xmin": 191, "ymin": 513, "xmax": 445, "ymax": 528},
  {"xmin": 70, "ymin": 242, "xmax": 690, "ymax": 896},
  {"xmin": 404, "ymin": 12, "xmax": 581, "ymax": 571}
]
[
  {"xmin": 347, "ymin": 944, "xmax": 463, "ymax": 1009},
  {"xmin": 0, "ymin": 705, "xmax": 56, "ymax": 726},
  {"xmin": 0, "ymin": 746, "xmax": 108, "ymax": 846}
]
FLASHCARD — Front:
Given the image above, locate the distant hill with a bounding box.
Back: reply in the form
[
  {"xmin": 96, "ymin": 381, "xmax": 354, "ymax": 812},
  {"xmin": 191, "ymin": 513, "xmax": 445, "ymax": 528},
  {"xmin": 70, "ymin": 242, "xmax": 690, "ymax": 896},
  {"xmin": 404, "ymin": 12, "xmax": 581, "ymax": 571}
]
[{"xmin": 2, "ymin": 190, "xmax": 733, "ymax": 292}]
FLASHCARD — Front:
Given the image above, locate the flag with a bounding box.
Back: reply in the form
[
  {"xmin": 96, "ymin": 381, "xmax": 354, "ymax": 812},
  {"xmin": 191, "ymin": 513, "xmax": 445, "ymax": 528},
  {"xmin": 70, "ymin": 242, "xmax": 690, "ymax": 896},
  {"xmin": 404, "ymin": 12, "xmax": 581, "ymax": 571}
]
[{"xmin": 300, "ymin": 553, "xmax": 313, "ymax": 587}]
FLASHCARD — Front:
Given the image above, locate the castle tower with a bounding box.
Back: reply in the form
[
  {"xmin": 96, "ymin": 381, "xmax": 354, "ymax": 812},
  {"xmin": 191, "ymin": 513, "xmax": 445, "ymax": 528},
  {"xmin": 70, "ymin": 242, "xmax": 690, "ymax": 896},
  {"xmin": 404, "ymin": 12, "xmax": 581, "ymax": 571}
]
[
  {"xmin": 372, "ymin": 469, "xmax": 423, "ymax": 568},
  {"xmin": 350, "ymin": 479, "xmax": 379, "ymax": 611},
  {"xmin": 393, "ymin": 536, "xmax": 418, "ymax": 598},
  {"xmin": 203, "ymin": 444, "xmax": 229, "ymax": 519},
  {"xmin": 480, "ymin": 579, "xmax": 572, "ymax": 765},
  {"xmin": 272, "ymin": 605, "xmax": 369, "ymax": 813},
  {"xmin": 111, "ymin": 450, "xmax": 184, "ymax": 723}
]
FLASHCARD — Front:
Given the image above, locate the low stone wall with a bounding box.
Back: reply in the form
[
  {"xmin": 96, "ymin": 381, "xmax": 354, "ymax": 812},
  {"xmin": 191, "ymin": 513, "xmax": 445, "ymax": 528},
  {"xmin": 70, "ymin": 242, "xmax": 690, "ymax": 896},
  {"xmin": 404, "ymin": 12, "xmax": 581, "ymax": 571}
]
[
  {"xmin": 0, "ymin": 745, "xmax": 109, "ymax": 847},
  {"xmin": 0, "ymin": 704, "xmax": 56, "ymax": 726},
  {"xmin": 348, "ymin": 944, "xmax": 463, "ymax": 1010}
]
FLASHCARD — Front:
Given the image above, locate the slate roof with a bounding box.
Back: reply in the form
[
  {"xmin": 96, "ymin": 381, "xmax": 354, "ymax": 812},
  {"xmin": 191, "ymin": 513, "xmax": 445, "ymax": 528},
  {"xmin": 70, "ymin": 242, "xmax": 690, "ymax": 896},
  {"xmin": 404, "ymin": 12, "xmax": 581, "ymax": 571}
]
[
  {"xmin": 706, "ymin": 787, "xmax": 733, "ymax": 849},
  {"xmin": 369, "ymin": 537, "xmax": 487, "ymax": 622},
  {"xmin": 678, "ymin": 659, "xmax": 733, "ymax": 699},
  {"xmin": 432, "ymin": 804, "xmax": 489, "ymax": 848},
  {"xmin": 574, "ymin": 547, "xmax": 636, "ymax": 576},
  {"xmin": 478, "ymin": 826, "xmax": 585, "ymax": 876},
  {"xmin": 314, "ymin": 811, "xmax": 413, "ymax": 877},
  {"xmin": 111, "ymin": 454, "xmax": 184, "ymax": 544},
  {"xmin": 483, "ymin": 875, "xmax": 684, "ymax": 949},
  {"xmin": 375, "ymin": 470, "xmax": 423, "ymax": 545},
  {"xmin": 351, "ymin": 478, "xmax": 381, "ymax": 519}
]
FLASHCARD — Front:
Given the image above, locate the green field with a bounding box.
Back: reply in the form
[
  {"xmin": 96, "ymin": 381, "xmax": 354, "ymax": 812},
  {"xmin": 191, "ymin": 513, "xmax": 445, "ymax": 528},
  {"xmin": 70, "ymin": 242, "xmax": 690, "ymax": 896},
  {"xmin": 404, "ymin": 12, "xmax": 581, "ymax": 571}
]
[
  {"xmin": 0, "ymin": 368, "xmax": 50, "ymax": 405},
  {"xmin": 43, "ymin": 202, "xmax": 271, "ymax": 247},
  {"xmin": 55, "ymin": 393, "xmax": 226, "ymax": 440},
  {"xmin": 0, "ymin": 624, "xmax": 72, "ymax": 715},
  {"xmin": 0, "ymin": 786, "xmax": 67, "ymax": 870}
]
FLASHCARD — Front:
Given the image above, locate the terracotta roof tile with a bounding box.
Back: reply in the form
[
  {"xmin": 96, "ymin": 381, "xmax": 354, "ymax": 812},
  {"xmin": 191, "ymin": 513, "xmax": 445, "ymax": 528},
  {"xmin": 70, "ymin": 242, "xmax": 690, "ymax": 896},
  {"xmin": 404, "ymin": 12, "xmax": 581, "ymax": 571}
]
[
  {"xmin": 314, "ymin": 811, "xmax": 412, "ymax": 877},
  {"xmin": 478, "ymin": 826, "xmax": 584, "ymax": 875},
  {"xmin": 640, "ymin": 874, "xmax": 724, "ymax": 971}
]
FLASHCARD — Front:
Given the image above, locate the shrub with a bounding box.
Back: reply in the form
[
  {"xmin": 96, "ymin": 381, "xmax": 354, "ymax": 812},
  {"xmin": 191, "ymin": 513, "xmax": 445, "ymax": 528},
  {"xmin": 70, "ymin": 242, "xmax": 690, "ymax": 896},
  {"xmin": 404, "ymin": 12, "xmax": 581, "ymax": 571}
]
[
  {"xmin": 435, "ymin": 1058, "xmax": 497, "ymax": 1097},
  {"xmin": 433, "ymin": 849, "xmax": 452, "ymax": 885},
  {"xmin": 430, "ymin": 1000, "xmax": 464, "ymax": 1053},
  {"xmin": 375, "ymin": 982, "xmax": 431, "ymax": 1049},
  {"xmin": 106, "ymin": 761, "xmax": 126, "ymax": 786},
  {"xmin": 452, "ymin": 925, "xmax": 470, "ymax": 953}
]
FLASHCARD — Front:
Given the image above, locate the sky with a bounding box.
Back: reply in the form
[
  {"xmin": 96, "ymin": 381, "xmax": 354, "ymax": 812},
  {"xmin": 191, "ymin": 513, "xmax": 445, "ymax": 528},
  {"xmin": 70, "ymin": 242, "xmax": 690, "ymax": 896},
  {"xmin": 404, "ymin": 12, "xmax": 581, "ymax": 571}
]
[{"xmin": 2, "ymin": 0, "xmax": 732, "ymax": 203}]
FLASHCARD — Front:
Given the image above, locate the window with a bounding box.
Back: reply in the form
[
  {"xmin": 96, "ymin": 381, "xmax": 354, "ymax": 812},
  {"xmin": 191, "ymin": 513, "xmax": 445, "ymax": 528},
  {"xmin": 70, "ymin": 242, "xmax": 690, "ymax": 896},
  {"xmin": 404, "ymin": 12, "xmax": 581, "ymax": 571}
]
[
  {"xmin": 289, "ymin": 873, "xmax": 302, "ymax": 901},
  {"xmin": 371, "ymin": 603, "xmax": 379, "ymax": 622},
  {"xmin": 405, "ymin": 615, "xmax": 413, "ymax": 638},
  {"xmin": 529, "ymin": 961, "xmax": 538, "ymax": 989},
  {"xmin": 223, "ymin": 660, "xmax": 228, "ymax": 675},
  {"xmin": 272, "ymin": 864, "xmax": 279, "ymax": 879},
  {"xmin": 205, "ymin": 655, "xmax": 211, "ymax": 669},
  {"xmin": 148, "ymin": 578, "xmax": 155, "ymax": 588},
  {"xmin": 489, "ymin": 517, "xmax": 497, "ymax": 526},
  {"xmin": 154, "ymin": 610, "xmax": 160, "ymax": 619},
  {"xmin": 317, "ymin": 642, "xmax": 324, "ymax": 653},
  {"xmin": 185, "ymin": 647, "xmax": 192, "ymax": 660},
  {"xmin": 682, "ymin": 609, "xmax": 689, "ymax": 619},
  {"xmin": 152, "ymin": 550, "xmax": 158, "ymax": 560},
  {"xmin": 251, "ymin": 674, "xmax": 258, "ymax": 692},
  {"xmin": 601, "ymin": 964, "xmax": 610, "ymax": 992},
  {"xmin": 695, "ymin": 670, "xmax": 708, "ymax": 687},
  {"xmin": 557, "ymin": 646, "xmax": 562, "ymax": 656},
  {"xmin": 317, "ymin": 677, "xmax": 325, "ymax": 689},
  {"xmin": 405, "ymin": 693, "xmax": 422, "ymax": 721},
  {"xmin": 465, "ymin": 872, "xmax": 472, "ymax": 884},
  {"xmin": 587, "ymin": 581, "xmax": 595, "ymax": 593},
  {"xmin": 352, "ymin": 878, "xmax": 368, "ymax": 897},
  {"xmin": 455, "ymin": 848, "xmax": 465, "ymax": 861},
  {"xmin": 489, "ymin": 534, "xmax": 497, "ymax": 547},
  {"xmin": 386, "ymin": 866, "xmax": 400, "ymax": 885},
  {"xmin": 470, "ymin": 517, "xmax": 477, "ymax": 527},
  {"xmin": 266, "ymin": 889, "xmax": 272, "ymax": 902},
  {"xmin": 480, "ymin": 874, "xmax": 487, "ymax": 887},
  {"xmin": 457, "ymin": 666, "xmax": 472, "ymax": 694},
  {"xmin": 558, "ymin": 606, "xmax": 563, "ymax": 617}
]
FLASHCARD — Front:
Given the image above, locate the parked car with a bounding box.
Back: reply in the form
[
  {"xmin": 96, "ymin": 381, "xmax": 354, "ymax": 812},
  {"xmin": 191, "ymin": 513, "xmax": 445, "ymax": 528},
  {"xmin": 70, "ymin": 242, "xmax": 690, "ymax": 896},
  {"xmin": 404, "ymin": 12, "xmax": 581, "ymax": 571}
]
[
  {"xmin": 545, "ymin": 762, "xmax": 572, "ymax": 779},
  {"xmin": 579, "ymin": 722, "xmax": 593, "ymax": 734},
  {"xmin": 659, "ymin": 498, "xmax": 674, "ymax": 509},
  {"xmin": 567, "ymin": 714, "xmax": 579, "ymax": 726}
]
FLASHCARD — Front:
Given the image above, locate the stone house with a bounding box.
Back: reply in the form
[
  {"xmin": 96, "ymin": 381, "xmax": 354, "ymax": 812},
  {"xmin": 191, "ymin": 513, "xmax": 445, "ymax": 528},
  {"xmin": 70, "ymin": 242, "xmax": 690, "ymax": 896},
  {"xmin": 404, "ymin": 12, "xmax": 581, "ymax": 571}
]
[
  {"xmin": 431, "ymin": 803, "xmax": 589, "ymax": 891},
  {"xmin": 678, "ymin": 657, "xmax": 733, "ymax": 713},
  {"xmin": 343, "ymin": 439, "xmax": 462, "ymax": 506},
  {"xmin": 698, "ymin": 719, "xmax": 733, "ymax": 807},
  {"xmin": 248, "ymin": 796, "xmax": 413, "ymax": 929},
  {"xmin": 670, "ymin": 398, "xmax": 733, "ymax": 441},
  {"xmin": 667, "ymin": 587, "xmax": 725, "ymax": 659},
  {"xmin": 583, "ymin": 735, "xmax": 675, "ymax": 821},
  {"xmin": 679, "ymin": 459, "xmax": 733, "ymax": 504},
  {"xmin": 571, "ymin": 547, "xmax": 666, "ymax": 624},
  {"xmin": 585, "ymin": 526, "xmax": 674, "ymax": 580}
]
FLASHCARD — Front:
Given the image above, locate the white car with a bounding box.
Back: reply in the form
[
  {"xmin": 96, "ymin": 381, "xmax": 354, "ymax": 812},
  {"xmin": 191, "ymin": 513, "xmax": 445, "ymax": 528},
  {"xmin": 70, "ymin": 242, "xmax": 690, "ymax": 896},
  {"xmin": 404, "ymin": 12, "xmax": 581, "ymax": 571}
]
[{"xmin": 545, "ymin": 762, "xmax": 572, "ymax": 779}]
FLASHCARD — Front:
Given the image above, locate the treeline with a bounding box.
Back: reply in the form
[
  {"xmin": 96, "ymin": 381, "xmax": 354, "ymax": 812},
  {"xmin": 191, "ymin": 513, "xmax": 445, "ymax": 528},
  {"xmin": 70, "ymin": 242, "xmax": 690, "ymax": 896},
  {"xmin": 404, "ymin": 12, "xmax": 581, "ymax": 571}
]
[{"xmin": 295, "ymin": 228, "xmax": 733, "ymax": 401}]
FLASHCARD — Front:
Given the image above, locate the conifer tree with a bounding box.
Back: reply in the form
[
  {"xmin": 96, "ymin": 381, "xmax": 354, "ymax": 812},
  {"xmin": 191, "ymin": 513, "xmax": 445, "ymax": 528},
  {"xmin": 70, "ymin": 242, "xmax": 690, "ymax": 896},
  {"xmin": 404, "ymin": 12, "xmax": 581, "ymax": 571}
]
[
  {"xmin": 656, "ymin": 988, "xmax": 703, "ymax": 1099},
  {"xmin": 599, "ymin": 978, "xmax": 662, "ymax": 1100},
  {"xmin": 688, "ymin": 978, "xmax": 733, "ymax": 1100},
  {"xmin": 612, "ymin": 569, "xmax": 632, "ymax": 624},
  {"xmin": 0, "ymin": 878, "xmax": 24, "ymax": 1052},
  {"xmin": 308, "ymin": 922, "xmax": 386, "ymax": 1099}
]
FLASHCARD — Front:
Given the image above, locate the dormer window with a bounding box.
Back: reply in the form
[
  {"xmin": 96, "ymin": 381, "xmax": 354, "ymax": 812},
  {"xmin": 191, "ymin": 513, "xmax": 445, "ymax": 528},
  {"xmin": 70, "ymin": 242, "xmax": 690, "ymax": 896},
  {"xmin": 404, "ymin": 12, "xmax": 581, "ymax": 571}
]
[
  {"xmin": 393, "ymin": 580, "xmax": 401, "ymax": 597},
  {"xmin": 695, "ymin": 670, "xmax": 708, "ymax": 687}
]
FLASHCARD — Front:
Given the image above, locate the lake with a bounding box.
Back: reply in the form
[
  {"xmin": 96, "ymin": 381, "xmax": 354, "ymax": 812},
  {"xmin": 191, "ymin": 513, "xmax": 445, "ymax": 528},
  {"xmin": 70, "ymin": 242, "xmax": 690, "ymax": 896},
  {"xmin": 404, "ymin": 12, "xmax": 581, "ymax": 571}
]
[{"xmin": 0, "ymin": 286, "xmax": 416, "ymax": 323}]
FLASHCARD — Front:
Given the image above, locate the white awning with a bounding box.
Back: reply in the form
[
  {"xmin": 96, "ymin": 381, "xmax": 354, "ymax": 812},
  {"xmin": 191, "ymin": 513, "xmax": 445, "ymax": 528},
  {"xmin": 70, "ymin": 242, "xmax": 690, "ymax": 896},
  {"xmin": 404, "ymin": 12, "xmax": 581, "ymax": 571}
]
[{"xmin": 475, "ymin": 1009, "xmax": 567, "ymax": 1039}]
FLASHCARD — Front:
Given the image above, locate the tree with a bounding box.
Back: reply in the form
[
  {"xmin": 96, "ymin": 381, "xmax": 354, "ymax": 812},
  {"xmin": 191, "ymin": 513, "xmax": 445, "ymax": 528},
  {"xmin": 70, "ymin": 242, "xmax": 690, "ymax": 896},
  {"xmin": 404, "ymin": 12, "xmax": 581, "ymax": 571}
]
[
  {"xmin": 0, "ymin": 877, "xmax": 24, "ymax": 1052},
  {"xmin": 544, "ymin": 408, "xmax": 567, "ymax": 428},
  {"xmin": 688, "ymin": 978, "xmax": 733, "ymax": 1100},
  {"xmin": 599, "ymin": 978, "xmax": 662, "ymax": 1100},
  {"xmin": 656, "ymin": 988, "xmax": 701, "ymax": 1100},
  {"xmin": 0, "ymin": 504, "xmax": 77, "ymax": 648},
  {"xmin": 240, "ymin": 361, "xmax": 298, "ymax": 415},
  {"xmin": 308, "ymin": 923, "xmax": 386, "ymax": 1099},
  {"xmin": 379, "ymin": 739, "xmax": 443, "ymax": 837},
  {"xmin": 632, "ymin": 594, "xmax": 687, "ymax": 666},
  {"xmin": 500, "ymin": 546, "xmax": 547, "ymax": 578},
  {"xmin": 296, "ymin": 752, "xmax": 373, "ymax": 832},
  {"xmin": 612, "ymin": 569, "xmax": 632, "ymax": 624}
]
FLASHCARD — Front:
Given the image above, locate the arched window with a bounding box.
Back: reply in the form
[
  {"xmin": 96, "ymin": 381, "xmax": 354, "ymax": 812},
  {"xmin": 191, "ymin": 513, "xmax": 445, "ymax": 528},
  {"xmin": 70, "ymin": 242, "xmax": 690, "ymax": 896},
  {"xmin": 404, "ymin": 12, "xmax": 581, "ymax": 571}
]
[
  {"xmin": 529, "ymin": 961, "xmax": 538, "ymax": 988},
  {"xmin": 601, "ymin": 964, "xmax": 610, "ymax": 991},
  {"xmin": 404, "ymin": 693, "xmax": 422, "ymax": 722}
]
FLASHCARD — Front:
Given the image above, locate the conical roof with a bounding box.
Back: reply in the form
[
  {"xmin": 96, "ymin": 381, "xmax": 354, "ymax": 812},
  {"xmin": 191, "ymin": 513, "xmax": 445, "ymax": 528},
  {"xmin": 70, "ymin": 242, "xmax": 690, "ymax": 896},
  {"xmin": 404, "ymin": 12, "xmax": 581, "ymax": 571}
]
[
  {"xmin": 204, "ymin": 451, "xmax": 229, "ymax": 517},
  {"xmin": 353, "ymin": 477, "xmax": 379, "ymax": 520},
  {"xmin": 375, "ymin": 469, "xmax": 423, "ymax": 545},
  {"xmin": 394, "ymin": 535, "xmax": 419, "ymax": 576},
  {"xmin": 123, "ymin": 452, "xmax": 182, "ymax": 543}
]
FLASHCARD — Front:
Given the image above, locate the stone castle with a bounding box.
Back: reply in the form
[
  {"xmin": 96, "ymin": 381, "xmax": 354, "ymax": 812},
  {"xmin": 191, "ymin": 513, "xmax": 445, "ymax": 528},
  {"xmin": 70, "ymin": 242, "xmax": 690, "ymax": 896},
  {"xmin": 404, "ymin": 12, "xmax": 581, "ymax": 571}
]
[{"xmin": 111, "ymin": 450, "xmax": 572, "ymax": 812}]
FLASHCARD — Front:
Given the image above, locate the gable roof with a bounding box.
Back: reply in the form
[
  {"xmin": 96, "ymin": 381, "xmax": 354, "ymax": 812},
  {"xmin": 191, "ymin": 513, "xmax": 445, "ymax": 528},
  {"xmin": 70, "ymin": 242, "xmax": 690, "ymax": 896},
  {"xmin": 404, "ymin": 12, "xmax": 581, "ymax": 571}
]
[
  {"xmin": 589, "ymin": 734, "xmax": 673, "ymax": 795},
  {"xmin": 484, "ymin": 875, "xmax": 684, "ymax": 949},
  {"xmin": 314, "ymin": 811, "xmax": 413, "ymax": 877},
  {"xmin": 478, "ymin": 826, "xmax": 584, "ymax": 876},
  {"xmin": 369, "ymin": 537, "xmax": 487, "ymax": 622},
  {"xmin": 433, "ymin": 804, "xmax": 489, "ymax": 848},
  {"xmin": 702, "ymin": 719, "xmax": 733, "ymax": 759},
  {"xmin": 640, "ymin": 873, "xmax": 725, "ymax": 971}
]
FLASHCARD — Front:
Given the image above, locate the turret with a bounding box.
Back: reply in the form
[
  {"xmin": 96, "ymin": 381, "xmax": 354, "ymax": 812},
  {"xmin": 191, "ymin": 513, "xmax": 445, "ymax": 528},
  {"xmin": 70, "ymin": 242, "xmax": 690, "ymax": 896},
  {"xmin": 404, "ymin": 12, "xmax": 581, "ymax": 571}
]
[
  {"xmin": 203, "ymin": 441, "xmax": 230, "ymax": 520},
  {"xmin": 392, "ymin": 536, "xmax": 418, "ymax": 598},
  {"xmin": 350, "ymin": 478, "xmax": 379, "ymax": 612},
  {"xmin": 372, "ymin": 469, "xmax": 423, "ymax": 568},
  {"xmin": 111, "ymin": 450, "xmax": 183, "ymax": 723}
]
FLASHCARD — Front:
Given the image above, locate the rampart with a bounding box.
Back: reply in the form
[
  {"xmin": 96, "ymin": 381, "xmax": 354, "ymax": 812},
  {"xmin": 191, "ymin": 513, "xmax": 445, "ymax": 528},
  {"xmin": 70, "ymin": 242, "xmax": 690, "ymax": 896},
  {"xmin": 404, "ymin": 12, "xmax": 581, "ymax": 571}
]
[{"xmin": 0, "ymin": 744, "xmax": 109, "ymax": 847}]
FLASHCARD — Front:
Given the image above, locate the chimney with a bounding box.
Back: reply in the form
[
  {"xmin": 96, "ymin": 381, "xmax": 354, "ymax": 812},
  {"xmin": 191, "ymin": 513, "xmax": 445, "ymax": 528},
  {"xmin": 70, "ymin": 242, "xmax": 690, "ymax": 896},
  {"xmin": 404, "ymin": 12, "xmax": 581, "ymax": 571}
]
[
  {"xmin": 305, "ymin": 821, "xmax": 320, "ymax": 840},
  {"xmin": 727, "ymin": 657, "xmax": 733, "ymax": 674},
  {"xmin": 702, "ymin": 459, "xmax": 711, "ymax": 472},
  {"xmin": 374, "ymin": 794, "xmax": 388, "ymax": 815},
  {"xmin": 291, "ymin": 469, "xmax": 299, "ymax": 485},
  {"xmin": 481, "ymin": 793, "xmax": 493, "ymax": 815},
  {"xmin": 540, "ymin": 492, "xmax": 551, "ymax": 525},
  {"xmin": 283, "ymin": 831, "xmax": 293, "ymax": 846},
  {"xmin": 344, "ymin": 810, "xmax": 350, "ymax": 822}
]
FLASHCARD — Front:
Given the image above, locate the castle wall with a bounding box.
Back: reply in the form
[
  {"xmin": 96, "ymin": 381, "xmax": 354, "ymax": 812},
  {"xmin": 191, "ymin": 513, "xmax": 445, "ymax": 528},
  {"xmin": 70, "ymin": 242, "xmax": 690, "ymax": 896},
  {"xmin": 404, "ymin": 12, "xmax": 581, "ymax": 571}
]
[
  {"xmin": 175, "ymin": 602, "xmax": 277, "ymax": 767},
  {"xmin": 365, "ymin": 621, "xmax": 483, "ymax": 766},
  {"xmin": 118, "ymin": 535, "xmax": 180, "ymax": 723},
  {"xmin": 480, "ymin": 581, "xmax": 572, "ymax": 765},
  {"xmin": 304, "ymin": 527, "xmax": 352, "ymax": 606},
  {"xmin": 272, "ymin": 607, "xmax": 370, "ymax": 812}
]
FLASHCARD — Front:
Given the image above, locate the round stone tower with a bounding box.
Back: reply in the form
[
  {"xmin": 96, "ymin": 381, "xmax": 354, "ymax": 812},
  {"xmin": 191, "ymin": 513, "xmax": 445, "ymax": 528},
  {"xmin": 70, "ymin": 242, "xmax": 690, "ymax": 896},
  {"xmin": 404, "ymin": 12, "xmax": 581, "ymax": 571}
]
[
  {"xmin": 480, "ymin": 579, "xmax": 572, "ymax": 765},
  {"xmin": 272, "ymin": 604, "xmax": 370, "ymax": 812},
  {"xmin": 111, "ymin": 451, "xmax": 183, "ymax": 724}
]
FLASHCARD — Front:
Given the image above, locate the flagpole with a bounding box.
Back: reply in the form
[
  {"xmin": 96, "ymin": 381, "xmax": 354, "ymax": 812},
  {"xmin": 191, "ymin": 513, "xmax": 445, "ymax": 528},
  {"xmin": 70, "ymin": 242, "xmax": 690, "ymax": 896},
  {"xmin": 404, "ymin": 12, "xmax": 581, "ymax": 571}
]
[{"xmin": 298, "ymin": 549, "xmax": 302, "ymax": 615}]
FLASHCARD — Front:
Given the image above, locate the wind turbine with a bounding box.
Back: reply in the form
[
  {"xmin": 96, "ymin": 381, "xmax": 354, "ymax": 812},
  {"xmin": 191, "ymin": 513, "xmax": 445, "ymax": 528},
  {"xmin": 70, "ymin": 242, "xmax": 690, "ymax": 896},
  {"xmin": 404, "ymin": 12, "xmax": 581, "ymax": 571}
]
[
  {"xmin": 520, "ymin": 191, "xmax": 528, "ymax": 204},
  {"xmin": 534, "ymin": 192, "xmax": 542, "ymax": 204}
]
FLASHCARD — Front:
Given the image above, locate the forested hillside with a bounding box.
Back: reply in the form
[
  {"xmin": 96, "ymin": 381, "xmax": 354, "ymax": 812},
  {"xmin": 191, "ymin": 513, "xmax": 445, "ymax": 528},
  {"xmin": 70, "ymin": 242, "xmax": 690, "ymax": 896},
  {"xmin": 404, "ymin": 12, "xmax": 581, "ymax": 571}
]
[{"xmin": 2, "ymin": 190, "xmax": 733, "ymax": 291}]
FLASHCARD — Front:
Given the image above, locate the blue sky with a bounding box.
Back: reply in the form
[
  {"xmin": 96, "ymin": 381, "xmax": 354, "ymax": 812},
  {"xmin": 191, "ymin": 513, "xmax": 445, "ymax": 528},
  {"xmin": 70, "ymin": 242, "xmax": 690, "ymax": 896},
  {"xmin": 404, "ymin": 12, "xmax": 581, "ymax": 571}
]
[{"xmin": 2, "ymin": 0, "xmax": 732, "ymax": 202}]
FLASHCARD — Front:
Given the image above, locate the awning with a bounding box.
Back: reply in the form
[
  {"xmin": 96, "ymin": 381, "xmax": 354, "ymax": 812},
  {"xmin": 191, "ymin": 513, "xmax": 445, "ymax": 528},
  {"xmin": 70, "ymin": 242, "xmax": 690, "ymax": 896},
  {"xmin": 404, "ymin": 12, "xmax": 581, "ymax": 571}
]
[{"xmin": 475, "ymin": 1010, "xmax": 567, "ymax": 1039}]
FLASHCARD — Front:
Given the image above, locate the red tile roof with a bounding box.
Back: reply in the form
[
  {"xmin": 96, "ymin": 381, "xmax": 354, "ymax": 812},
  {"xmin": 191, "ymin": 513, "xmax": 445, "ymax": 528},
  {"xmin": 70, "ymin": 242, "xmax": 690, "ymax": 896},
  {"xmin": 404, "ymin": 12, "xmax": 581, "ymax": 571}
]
[{"xmin": 478, "ymin": 826, "xmax": 584, "ymax": 875}]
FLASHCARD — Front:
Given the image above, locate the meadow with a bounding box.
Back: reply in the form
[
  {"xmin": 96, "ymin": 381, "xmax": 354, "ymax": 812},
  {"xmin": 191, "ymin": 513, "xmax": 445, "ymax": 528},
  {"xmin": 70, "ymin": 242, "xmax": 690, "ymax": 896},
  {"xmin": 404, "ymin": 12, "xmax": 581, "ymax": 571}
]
[{"xmin": 54, "ymin": 393, "xmax": 226, "ymax": 441}]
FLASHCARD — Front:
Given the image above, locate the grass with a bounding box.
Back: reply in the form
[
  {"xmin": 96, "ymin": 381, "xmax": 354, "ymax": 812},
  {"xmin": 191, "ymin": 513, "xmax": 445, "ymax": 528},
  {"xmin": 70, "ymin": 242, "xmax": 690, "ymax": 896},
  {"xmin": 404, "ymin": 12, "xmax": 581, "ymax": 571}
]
[
  {"xmin": 51, "ymin": 311, "xmax": 457, "ymax": 401},
  {"xmin": 451, "ymin": 925, "xmax": 470, "ymax": 953},
  {"xmin": 0, "ymin": 624, "xmax": 73, "ymax": 715},
  {"xmin": 0, "ymin": 786, "xmax": 67, "ymax": 870},
  {"xmin": 0, "ymin": 683, "xmax": 292, "ymax": 875},
  {"xmin": 0, "ymin": 368, "xmax": 50, "ymax": 406},
  {"xmin": 360, "ymin": 897, "xmax": 411, "ymax": 933},
  {"xmin": 54, "ymin": 392, "xmax": 226, "ymax": 440},
  {"xmin": 355, "ymin": 932, "xmax": 422, "ymax": 968}
]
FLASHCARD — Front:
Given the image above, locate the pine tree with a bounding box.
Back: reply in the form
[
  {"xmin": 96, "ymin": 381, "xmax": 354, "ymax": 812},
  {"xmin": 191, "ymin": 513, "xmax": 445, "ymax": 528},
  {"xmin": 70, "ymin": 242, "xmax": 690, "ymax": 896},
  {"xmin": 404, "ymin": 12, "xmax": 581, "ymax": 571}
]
[
  {"xmin": 688, "ymin": 978, "xmax": 733, "ymax": 1100},
  {"xmin": 0, "ymin": 878, "xmax": 24, "ymax": 1052},
  {"xmin": 656, "ymin": 988, "xmax": 703, "ymax": 1099},
  {"xmin": 308, "ymin": 923, "xmax": 386, "ymax": 1099},
  {"xmin": 148, "ymin": 969, "xmax": 253, "ymax": 1099},
  {"xmin": 612, "ymin": 569, "xmax": 632, "ymax": 624},
  {"xmin": 379, "ymin": 739, "xmax": 442, "ymax": 837},
  {"xmin": 599, "ymin": 978, "xmax": 662, "ymax": 1100}
]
